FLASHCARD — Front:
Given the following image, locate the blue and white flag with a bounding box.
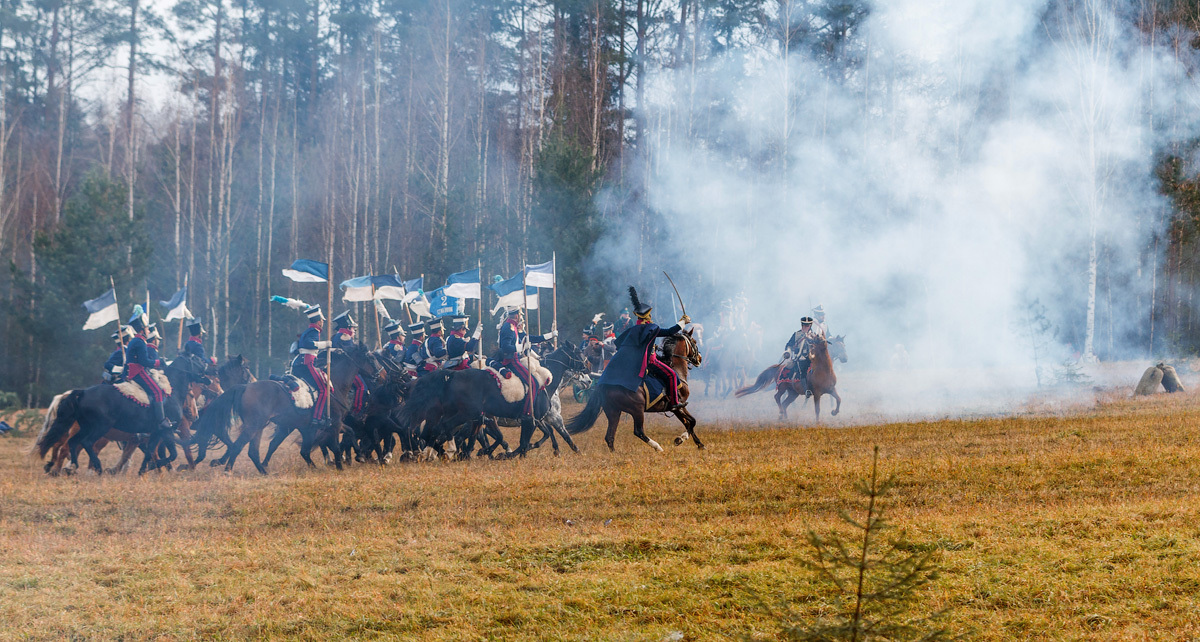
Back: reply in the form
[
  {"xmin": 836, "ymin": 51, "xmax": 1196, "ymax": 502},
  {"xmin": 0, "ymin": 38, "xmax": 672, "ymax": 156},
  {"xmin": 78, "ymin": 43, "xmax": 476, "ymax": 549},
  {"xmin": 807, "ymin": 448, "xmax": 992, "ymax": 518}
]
[
  {"xmin": 158, "ymin": 286, "xmax": 190, "ymax": 321},
  {"xmin": 428, "ymin": 287, "xmax": 463, "ymax": 318},
  {"xmin": 82, "ymin": 289, "xmax": 119, "ymax": 330},
  {"xmin": 524, "ymin": 259, "xmax": 555, "ymax": 288},
  {"xmin": 489, "ymin": 273, "xmax": 539, "ymax": 313},
  {"xmin": 339, "ymin": 275, "xmax": 374, "ymax": 302},
  {"xmin": 443, "ymin": 268, "xmax": 481, "ymax": 299},
  {"xmin": 402, "ymin": 277, "xmax": 424, "ymax": 303},
  {"xmin": 372, "ymin": 275, "xmax": 406, "ymax": 301},
  {"xmin": 409, "ymin": 292, "xmax": 432, "ymax": 319},
  {"xmin": 282, "ymin": 259, "xmax": 329, "ymax": 283}
]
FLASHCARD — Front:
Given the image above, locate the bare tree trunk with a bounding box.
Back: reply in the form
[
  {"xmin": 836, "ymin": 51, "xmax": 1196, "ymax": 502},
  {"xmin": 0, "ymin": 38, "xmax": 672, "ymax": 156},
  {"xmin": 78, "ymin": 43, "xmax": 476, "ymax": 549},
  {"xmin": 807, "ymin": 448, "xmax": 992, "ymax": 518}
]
[{"xmin": 124, "ymin": 0, "xmax": 139, "ymax": 224}]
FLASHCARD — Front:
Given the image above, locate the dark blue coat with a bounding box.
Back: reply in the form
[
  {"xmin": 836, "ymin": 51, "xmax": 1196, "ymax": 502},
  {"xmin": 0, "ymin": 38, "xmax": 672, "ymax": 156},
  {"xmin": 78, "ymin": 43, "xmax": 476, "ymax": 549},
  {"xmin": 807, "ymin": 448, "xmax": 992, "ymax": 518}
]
[
  {"xmin": 183, "ymin": 336, "xmax": 207, "ymax": 362},
  {"xmin": 446, "ymin": 334, "xmax": 478, "ymax": 359},
  {"xmin": 332, "ymin": 329, "xmax": 356, "ymax": 351},
  {"xmin": 104, "ymin": 348, "xmax": 126, "ymax": 373},
  {"xmin": 383, "ymin": 339, "xmax": 405, "ymax": 363},
  {"xmin": 297, "ymin": 326, "xmax": 322, "ymax": 351},
  {"xmin": 125, "ymin": 336, "xmax": 158, "ymax": 369},
  {"xmin": 421, "ymin": 335, "xmax": 447, "ymax": 360},
  {"xmin": 402, "ymin": 340, "xmax": 423, "ymax": 366},
  {"xmin": 498, "ymin": 321, "xmax": 549, "ymax": 360},
  {"xmin": 595, "ymin": 322, "xmax": 682, "ymax": 391}
]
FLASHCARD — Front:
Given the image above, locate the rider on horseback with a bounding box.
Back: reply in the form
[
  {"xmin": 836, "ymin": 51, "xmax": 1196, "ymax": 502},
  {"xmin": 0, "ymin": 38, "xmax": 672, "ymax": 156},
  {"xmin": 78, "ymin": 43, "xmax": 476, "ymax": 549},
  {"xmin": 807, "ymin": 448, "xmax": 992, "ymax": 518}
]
[
  {"xmin": 182, "ymin": 317, "xmax": 211, "ymax": 363},
  {"xmin": 125, "ymin": 308, "xmax": 172, "ymax": 429},
  {"xmin": 403, "ymin": 323, "xmax": 427, "ymax": 373},
  {"xmin": 781, "ymin": 316, "xmax": 817, "ymax": 397},
  {"xmin": 290, "ymin": 304, "xmax": 334, "ymax": 430},
  {"xmin": 420, "ymin": 318, "xmax": 448, "ymax": 371},
  {"xmin": 596, "ymin": 287, "xmax": 690, "ymax": 411},
  {"xmin": 498, "ymin": 307, "xmax": 556, "ymax": 416},
  {"xmin": 332, "ymin": 311, "xmax": 366, "ymax": 413},
  {"xmin": 443, "ymin": 316, "xmax": 480, "ymax": 370},
  {"xmin": 103, "ymin": 325, "xmax": 133, "ymax": 382},
  {"xmin": 382, "ymin": 320, "xmax": 406, "ymax": 365},
  {"xmin": 811, "ymin": 305, "xmax": 828, "ymax": 338}
]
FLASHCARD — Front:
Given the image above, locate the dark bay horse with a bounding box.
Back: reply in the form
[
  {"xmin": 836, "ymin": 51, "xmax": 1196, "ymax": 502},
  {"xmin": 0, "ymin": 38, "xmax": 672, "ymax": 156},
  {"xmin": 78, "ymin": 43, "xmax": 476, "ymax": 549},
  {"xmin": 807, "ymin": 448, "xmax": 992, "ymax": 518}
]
[
  {"xmin": 190, "ymin": 346, "xmax": 383, "ymax": 474},
  {"xmin": 565, "ymin": 330, "xmax": 704, "ymax": 452},
  {"xmin": 736, "ymin": 335, "xmax": 844, "ymax": 420}
]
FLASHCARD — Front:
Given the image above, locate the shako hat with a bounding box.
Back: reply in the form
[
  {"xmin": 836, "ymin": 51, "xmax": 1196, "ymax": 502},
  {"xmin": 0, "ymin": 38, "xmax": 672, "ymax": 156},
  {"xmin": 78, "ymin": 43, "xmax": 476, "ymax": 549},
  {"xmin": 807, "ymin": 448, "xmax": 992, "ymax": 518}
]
[
  {"xmin": 304, "ymin": 304, "xmax": 324, "ymax": 322},
  {"xmin": 408, "ymin": 322, "xmax": 426, "ymax": 335},
  {"xmin": 450, "ymin": 316, "xmax": 469, "ymax": 330},
  {"xmin": 812, "ymin": 305, "xmax": 825, "ymax": 316},
  {"xmin": 384, "ymin": 320, "xmax": 405, "ymax": 337},
  {"xmin": 426, "ymin": 318, "xmax": 443, "ymax": 333},
  {"xmin": 186, "ymin": 317, "xmax": 205, "ymax": 336},
  {"xmin": 801, "ymin": 316, "xmax": 814, "ymax": 325},
  {"xmin": 128, "ymin": 306, "xmax": 149, "ymax": 333},
  {"xmin": 333, "ymin": 310, "xmax": 357, "ymax": 329}
]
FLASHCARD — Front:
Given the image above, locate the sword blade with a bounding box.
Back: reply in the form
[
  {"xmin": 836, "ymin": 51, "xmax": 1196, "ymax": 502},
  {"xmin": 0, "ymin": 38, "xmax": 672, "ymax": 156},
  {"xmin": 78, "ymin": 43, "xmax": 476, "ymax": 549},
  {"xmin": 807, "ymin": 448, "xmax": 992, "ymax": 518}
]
[{"xmin": 662, "ymin": 271, "xmax": 687, "ymax": 318}]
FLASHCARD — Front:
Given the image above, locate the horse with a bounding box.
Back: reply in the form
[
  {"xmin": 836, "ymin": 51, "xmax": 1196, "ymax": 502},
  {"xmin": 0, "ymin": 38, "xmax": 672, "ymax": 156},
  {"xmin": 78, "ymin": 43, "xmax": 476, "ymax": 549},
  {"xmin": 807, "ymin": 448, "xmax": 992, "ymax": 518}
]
[
  {"xmin": 736, "ymin": 334, "xmax": 843, "ymax": 420},
  {"xmin": 564, "ymin": 330, "xmax": 705, "ymax": 452},
  {"xmin": 190, "ymin": 345, "xmax": 384, "ymax": 474},
  {"xmin": 396, "ymin": 342, "xmax": 584, "ymax": 459}
]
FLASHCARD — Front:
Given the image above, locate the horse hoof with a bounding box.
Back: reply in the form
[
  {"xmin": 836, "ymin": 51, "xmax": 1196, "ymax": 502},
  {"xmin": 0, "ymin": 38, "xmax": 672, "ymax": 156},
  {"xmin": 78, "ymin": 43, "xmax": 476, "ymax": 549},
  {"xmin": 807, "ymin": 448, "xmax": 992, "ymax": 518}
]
[
  {"xmin": 105, "ymin": 468, "xmax": 120, "ymax": 475},
  {"xmin": 832, "ymin": 410, "xmax": 839, "ymax": 416},
  {"xmin": 43, "ymin": 462, "xmax": 52, "ymax": 473},
  {"xmin": 673, "ymin": 437, "xmax": 685, "ymax": 446},
  {"xmin": 209, "ymin": 460, "xmax": 222, "ymax": 467}
]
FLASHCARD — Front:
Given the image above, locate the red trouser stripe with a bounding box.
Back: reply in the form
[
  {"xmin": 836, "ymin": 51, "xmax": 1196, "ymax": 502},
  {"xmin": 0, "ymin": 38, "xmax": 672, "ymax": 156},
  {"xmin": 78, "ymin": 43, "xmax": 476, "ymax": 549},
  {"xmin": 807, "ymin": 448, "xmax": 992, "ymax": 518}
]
[
  {"xmin": 132, "ymin": 369, "xmax": 166, "ymax": 402},
  {"xmin": 646, "ymin": 356, "xmax": 679, "ymax": 404},
  {"xmin": 304, "ymin": 356, "xmax": 330, "ymax": 419},
  {"xmin": 352, "ymin": 375, "xmax": 365, "ymax": 412}
]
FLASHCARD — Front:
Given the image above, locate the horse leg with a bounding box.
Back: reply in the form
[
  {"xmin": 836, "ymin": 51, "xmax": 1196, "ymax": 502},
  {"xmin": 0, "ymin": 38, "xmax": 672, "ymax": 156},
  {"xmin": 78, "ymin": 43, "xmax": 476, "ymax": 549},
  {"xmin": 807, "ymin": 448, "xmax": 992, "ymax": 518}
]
[
  {"xmin": 175, "ymin": 421, "xmax": 197, "ymax": 470},
  {"xmin": 672, "ymin": 408, "xmax": 704, "ymax": 449},
  {"xmin": 774, "ymin": 387, "xmax": 786, "ymax": 420},
  {"xmin": 111, "ymin": 439, "xmax": 138, "ymax": 474},
  {"xmin": 813, "ymin": 393, "xmax": 821, "ymax": 423},
  {"xmin": 780, "ymin": 388, "xmax": 800, "ymax": 420},
  {"xmin": 603, "ymin": 404, "xmax": 622, "ymax": 451},
  {"xmin": 830, "ymin": 388, "xmax": 841, "ymax": 416},
  {"xmin": 247, "ymin": 431, "xmax": 268, "ymax": 475},
  {"xmin": 264, "ymin": 423, "xmax": 297, "ymax": 467},
  {"xmin": 224, "ymin": 422, "xmax": 261, "ymax": 472},
  {"xmin": 631, "ymin": 408, "xmax": 663, "ymax": 452}
]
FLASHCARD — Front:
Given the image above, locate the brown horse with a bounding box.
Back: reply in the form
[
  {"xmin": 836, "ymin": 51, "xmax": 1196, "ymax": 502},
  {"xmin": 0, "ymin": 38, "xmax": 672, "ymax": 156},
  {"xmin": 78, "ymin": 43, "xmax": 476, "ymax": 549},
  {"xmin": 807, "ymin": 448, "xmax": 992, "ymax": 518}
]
[
  {"xmin": 565, "ymin": 330, "xmax": 704, "ymax": 451},
  {"xmin": 736, "ymin": 335, "xmax": 843, "ymax": 421}
]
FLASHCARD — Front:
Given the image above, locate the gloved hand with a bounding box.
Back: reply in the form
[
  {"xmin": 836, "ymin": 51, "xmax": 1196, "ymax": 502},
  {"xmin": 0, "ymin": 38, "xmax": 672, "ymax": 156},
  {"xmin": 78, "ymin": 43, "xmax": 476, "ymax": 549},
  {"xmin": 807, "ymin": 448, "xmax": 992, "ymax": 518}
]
[
  {"xmin": 680, "ymin": 315, "xmax": 691, "ymax": 326},
  {"xmin": 112, "ymin": 366, "xmax": 124, "ymax": 375},
  {"xmin": 546, "ymin": 329, "xmax": 558, "ymax": 340},
  {"xmin": 472, "ymin": 326, "xmax": 482, "ymax": 340},
  {"xmin": 315, "ymin": 340, "xmax": 332, "ymax": 349}
]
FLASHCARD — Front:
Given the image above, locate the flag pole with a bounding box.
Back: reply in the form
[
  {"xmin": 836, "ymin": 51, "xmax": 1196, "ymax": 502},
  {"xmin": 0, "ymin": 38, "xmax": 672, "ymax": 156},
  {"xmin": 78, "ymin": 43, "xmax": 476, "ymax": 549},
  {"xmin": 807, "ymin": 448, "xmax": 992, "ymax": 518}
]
[
  {"xmin": 522, "ymin": 261, "xmax": 533, "ymax": 398},
  {"xmin": 326, "ymin": 265, "xmax": 333, "ymax": 421},
  {"xmin": 177, "ymin": 272, "xmax": 188, "ymax": 352},
  {"xmin": 372, "ymin": 282, "xmax": 382, "ymax": 349},
  {"xmin": 551, "ymin": 251, "xmax": 558, "ymax": 348},
  {"xmin": 477, "ymin": 258, "xmax": 484, "ymax": 368},
  {"xmin": 111, "ymin": 276, "xmax": 126, "ymax": 371}
]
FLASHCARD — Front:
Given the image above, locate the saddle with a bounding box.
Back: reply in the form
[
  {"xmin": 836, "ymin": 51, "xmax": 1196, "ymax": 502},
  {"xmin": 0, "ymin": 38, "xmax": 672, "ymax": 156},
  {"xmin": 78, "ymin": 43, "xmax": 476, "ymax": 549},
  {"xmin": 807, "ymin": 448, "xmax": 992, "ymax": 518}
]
[
  {"xmin": 640, "ymin": 375, "xmax": 684, "ymax": 411},
  {"xmin": 269, "ymin": 374, "xmax": 315, "ymax": 409},
  {"xmin": 114, "ymin": 370, "xmax": 173, "ymax": 407},
  {"xmin": 478, "ymin": 355, "xmax": 553, "ymax": 403}
]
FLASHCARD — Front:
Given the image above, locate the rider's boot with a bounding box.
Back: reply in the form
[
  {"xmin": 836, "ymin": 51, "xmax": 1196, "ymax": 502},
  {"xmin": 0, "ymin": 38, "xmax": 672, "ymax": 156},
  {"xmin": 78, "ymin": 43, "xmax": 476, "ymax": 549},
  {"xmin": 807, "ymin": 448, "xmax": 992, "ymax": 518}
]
[{"xmin": 152, "ymin": 400, "xmax": 171, "ymax": 429}]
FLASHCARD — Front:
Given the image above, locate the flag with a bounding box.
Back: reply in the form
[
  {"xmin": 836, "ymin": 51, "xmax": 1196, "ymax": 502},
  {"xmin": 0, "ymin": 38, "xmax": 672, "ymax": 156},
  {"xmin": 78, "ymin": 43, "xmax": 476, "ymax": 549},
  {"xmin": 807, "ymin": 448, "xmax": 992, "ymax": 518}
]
[
  {"xmin": 525, "ymin": 259, "xmax": 555, "ymax": 288},
  {"xmin": 409, "ymin": 293, "xmax": 432, "ymax": 319},
  {"xmin": 159, "ymin": 286, "xmax": 190, "ymax": 321},
  {"xmin": 372, "ymin": 275, "xmax": 406, "ymax": 301},
  {"xmin": 488, "ymin": 273, "xmax": 539, "ymax": 313},
  {"xmin": 82, "ymin": 289, "xmax": 119, "ymax": 330},
  {"xmin": 339, "ymin": 275, "xmax": 374, "ymax": 302},
  {"xmin": 402, "ymin": 277, "xmax": 424, "ymax": 303},
  {"xmin": 282, "ymin": 259, "xmax": 329, "ymax": 283},
  {"xmin": 443, "ymin": 268, "xmax": 481, "ymax": 299},
  {"xmin": 427, "ymin": 287, "xmax": 463, "ymax": 318},
  {"xmin": 374, "ymin": 298, "xmax": 392, "ymax": 320}
]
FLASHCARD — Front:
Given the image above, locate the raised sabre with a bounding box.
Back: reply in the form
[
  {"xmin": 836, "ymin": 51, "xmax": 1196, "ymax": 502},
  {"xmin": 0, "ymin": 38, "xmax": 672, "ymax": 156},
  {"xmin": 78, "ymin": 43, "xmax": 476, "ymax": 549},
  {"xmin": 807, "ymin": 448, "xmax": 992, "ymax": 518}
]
[{"xmin": 662, "ymin": 271, "xmax": 687, "ymax": 319}]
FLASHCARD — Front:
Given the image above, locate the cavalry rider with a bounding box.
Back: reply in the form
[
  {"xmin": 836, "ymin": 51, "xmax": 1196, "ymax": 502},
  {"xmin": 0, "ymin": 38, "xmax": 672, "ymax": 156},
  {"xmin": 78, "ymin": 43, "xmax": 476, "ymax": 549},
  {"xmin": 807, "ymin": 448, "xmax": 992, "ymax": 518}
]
[
  {"xmin": 498, "ymin": 307, "xmax": 557, "ymax": 415},
  {"xmin": 781, "ymin": 316, "xmax": 817, "ymax": 396},
  {"xmin": 103, "ymin": 325, "xmax": 133, "ymax": 382},
  {"xmin": 290, "ymin": 304, "xmax": 334, "ymax": 429},
  {"xmin": 402, "ymin": 322, "xmax": 427, "ymax": 372},
  {"xmin": 596, "ymin": 287, "xmax": 689, "ymax": 411},
  {"xmin": 382, "ymin": 320, "xmax": 407, "ymax": 365},
  {"xmin": 182, "ymin": 317, "xmax": 208, "ymax": 363},
  {"xmin": 615, "ymin": 308, "xmax": 634, "ymax": 335},
  {"xmin": 125, "ymin": 309, "xmax": 173, "ymax": 429},
  {"xmin": 331, "ymin": 311, "xmax": 366, "ymax": 413},
  {"xmin": 420, "ymin": 318, "xmax": 448, "ymax": 371},
  {"xmin": 811, "ymin": 305, "xmax": 828, "ymax": 338},
  {"xmin": 443, "ymin": 316, "xmax": 481, "ymax": 370}
]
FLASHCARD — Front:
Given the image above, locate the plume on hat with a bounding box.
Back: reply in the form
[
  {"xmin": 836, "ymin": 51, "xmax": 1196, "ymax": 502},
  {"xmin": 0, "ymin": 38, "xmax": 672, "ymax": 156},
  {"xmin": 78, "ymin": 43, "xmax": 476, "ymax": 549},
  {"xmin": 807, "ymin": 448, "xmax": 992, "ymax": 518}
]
[{"xmin": 628, "ymin": 286, "xmax": 641, "ymax": 311}]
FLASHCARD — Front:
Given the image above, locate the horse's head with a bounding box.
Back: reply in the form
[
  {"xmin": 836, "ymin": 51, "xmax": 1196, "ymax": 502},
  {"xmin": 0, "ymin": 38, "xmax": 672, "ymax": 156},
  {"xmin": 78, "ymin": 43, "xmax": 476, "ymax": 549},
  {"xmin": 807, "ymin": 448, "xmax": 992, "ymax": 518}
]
[
  {"xmin": 341, "ymin": 342, "xmax": 386, "ymax": 384},
  {"xmin": 828, "ymin": 335, "xmax": 848, "ymax": 364},
  {"xmin": 546, "ymin": 340, "xmax": 587, "ymax": 375},
  {"xmin": 219, "ymin": 355, "xmax": 255, "ymax": 386},
  {"xmin": 667, "ymin": 330, "xmax": 702, "ymax": 369}
]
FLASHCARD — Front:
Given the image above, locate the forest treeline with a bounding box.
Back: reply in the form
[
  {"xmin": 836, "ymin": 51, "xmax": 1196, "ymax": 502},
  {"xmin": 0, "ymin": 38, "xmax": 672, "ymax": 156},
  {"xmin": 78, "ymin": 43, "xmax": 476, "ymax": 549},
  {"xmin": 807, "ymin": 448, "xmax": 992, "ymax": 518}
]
[{"xmin": 3, "ymin": 0, "xmax": 1200, "ymax": 404}]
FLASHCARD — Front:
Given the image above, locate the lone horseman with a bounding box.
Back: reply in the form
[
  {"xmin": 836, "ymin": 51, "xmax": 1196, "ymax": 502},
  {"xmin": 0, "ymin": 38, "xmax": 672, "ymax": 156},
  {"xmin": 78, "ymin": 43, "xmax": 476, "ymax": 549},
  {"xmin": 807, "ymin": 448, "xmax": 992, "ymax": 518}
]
[
  {"xmin": 331, "ymin": 311, "xmax": 366, "ymax": 413},
  {"xmin": 498, "ymin": 307, "xmax": 557, "ymax": 416},
  {"xmin": 381, "ymin": 320, "xmax": 406, "ymax": 365},
  {"xmin": 781, "ymin": 316, "xmax": 817, "ymax": 396},
  {"xmin": 290, "ymin": 304, "xmax": 334, "ymax": 430},
  {"xmin": 182, "ymin": 317, "xmax": 209, "ymax": 363},
  {"xmin": 443, "ymin": 316, "xmax": 480, "ymax": 371},
  {"xmin": 597, "ymin": 287, "xmax": 690, "ymax": 411},
  {"xmin": 401, "ymin": 322, "xmax": 426, "ymax": 373},
  {"xmin": 103, "ymin": 326, "xmax": 133, "ymax": 382},
  {"xmin": 125, "ymin": 309, "xmax": 172, "ymax": 429},
  {"xmin": 420, "ymin": 318, "xmax": 448, "ymax": 371},
  {"xmin": 811, "ymin": 305, "xmax": 828, "ymax": 338}
]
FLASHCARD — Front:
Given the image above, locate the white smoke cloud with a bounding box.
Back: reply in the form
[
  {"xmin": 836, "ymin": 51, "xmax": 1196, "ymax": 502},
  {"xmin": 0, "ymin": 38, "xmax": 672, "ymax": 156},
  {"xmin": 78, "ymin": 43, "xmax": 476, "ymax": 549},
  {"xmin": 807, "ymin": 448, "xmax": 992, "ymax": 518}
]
[{"xmin": 594, "ymin": 0, "xmax": 1200, "ymax": 418}]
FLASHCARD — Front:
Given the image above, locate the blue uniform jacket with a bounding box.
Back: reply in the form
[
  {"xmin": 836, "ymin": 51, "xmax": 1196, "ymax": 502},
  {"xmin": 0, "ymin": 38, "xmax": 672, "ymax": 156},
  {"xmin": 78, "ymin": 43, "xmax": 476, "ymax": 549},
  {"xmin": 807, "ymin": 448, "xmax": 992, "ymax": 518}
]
[
  {"xmin": 125, "ymin": 336, "xmax": 159, "ymax": 369},
  {"xmin": 595, "ymin": 323, "xmax": 682, "ymax": 391},
  {"xmin": 498, "ymin": 322, "xmax": 549, "ymax": 360},
  {"xmin": 421, "ymin": 335, "xmax": 447, "ymax": 360},
  {"xmin": 446, "ymin": 334, "xmax": 478, "ymax": 359},
  {"xmin": 332, "ymin": 330, "xmax": 356, "ymax": 351},
  {"xmin": 402, "ymin": 340, "xmax": 423, "ymax": 366},
  {"xmin": 183, "ymin": 337, "xmax": 206, "ymax": 362},
  {"xmin": 104, "ymin": 348, "xmax": 126, "ymax": 372},
  {"xmin": 384, "ymin": 339, "xmax": 405, "ymax": 362}
]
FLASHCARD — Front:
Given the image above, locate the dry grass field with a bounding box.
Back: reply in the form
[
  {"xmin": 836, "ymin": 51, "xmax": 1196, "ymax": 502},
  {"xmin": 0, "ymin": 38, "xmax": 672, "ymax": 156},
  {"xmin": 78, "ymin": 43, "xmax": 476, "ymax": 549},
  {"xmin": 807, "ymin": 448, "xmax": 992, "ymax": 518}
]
[{"xmin": 2, "ymin": 389, "xmax": 1200, "ymax": 640}]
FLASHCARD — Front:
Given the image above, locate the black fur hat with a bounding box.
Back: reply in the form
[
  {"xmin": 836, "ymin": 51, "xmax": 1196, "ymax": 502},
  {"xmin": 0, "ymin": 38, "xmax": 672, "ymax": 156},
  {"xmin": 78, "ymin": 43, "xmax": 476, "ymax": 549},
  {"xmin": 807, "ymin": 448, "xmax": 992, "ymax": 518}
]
[{"xmin": 628, "ymin": 286, "xmax": 652, "ymax": 319}]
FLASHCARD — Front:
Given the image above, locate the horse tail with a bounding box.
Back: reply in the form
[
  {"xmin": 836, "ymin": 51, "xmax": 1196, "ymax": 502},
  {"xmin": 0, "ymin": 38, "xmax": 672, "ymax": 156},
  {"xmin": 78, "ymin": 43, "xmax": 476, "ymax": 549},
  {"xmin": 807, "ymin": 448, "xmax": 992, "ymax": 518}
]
[
  {"xmin": 189, "ymin": 384, "xmax": 245, "ymax": 445},
  {"xmin": 34, "ymin": 389, "xmax": 83, "ymax": 459},
  {"xmin": 565, "ymin": 386, "xmax": 604, "ymax": 435},
  {"xmin": 735, "ymin": 364, "xmax": 781, "ymax": 397}
]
